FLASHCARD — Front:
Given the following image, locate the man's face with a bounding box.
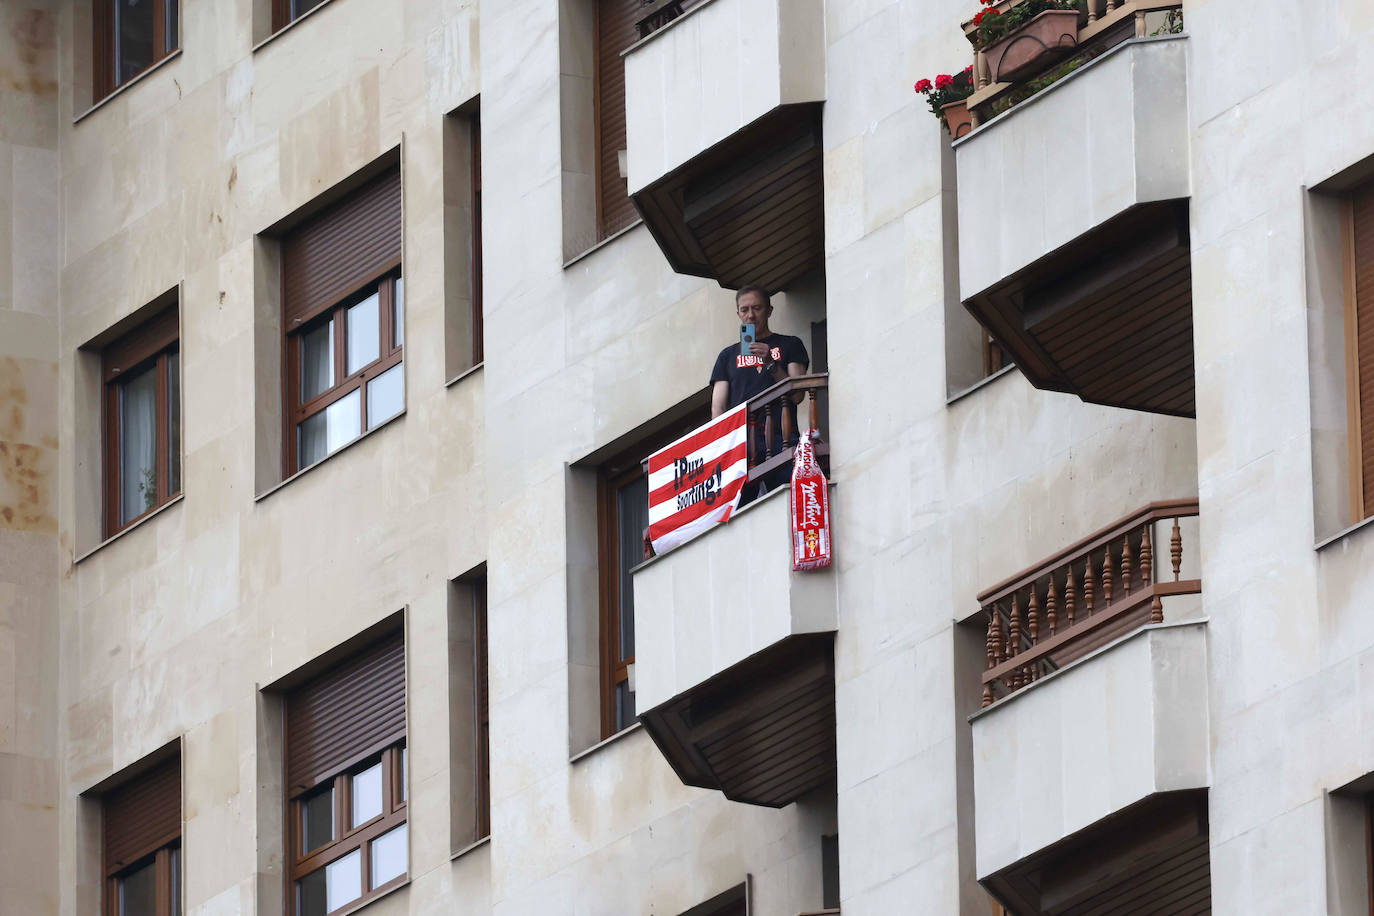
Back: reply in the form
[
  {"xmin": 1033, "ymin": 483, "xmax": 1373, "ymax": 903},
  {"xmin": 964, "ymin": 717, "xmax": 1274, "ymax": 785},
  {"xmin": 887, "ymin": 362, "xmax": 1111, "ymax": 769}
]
[{"xmin": 736, "ymin": 291, "xmax": 770, "ymax": 330}]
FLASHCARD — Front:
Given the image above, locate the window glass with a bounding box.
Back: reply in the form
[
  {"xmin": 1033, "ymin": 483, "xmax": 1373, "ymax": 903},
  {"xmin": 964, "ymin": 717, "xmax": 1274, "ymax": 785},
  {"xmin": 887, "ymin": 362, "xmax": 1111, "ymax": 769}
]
[
  {"xmin": 166, "ymin": 0, "xmax": 178, "ymax": 51},
  {"xmin": 615, "ymin": 681, "xmax": 635, "ymax": 732},
  {"xmin": 346, "ymin": 293, "xmax": 380, "ymax": 375},
  {"xmin": 301, "ymin": 785, "xmax": 333, "ymax": 853},
  {"xmin": 370, "ymin": 823, "xmax": 407, "ymax": 887},
  {"xmin": 393, "ymin": 278, "xmax": 404, "ymax": 348},
  {"xmin": 296, "ymin": 867, "xmax": 326, "ymax": 916},
  {"xmin": 293, "ymin": 0, "xmax": 327, "ymax": 19},
  {"xmin": 118, "ymin": 364, "xmax": 158, "ymax": 525},
  {"xmin": 300, "ymin": 319, "xmax": 334, "ymax": 402},
  {"xmin": 616, "ymin": 475, "xmax": 649, "ymax": 662},
  {"xmin": 115, "ymin": 0, "xmax": 155, "ymax": 86},
  {"xmin": 297, "ymin": 389, "xmax": 360, "ymax": 467},
  {"xmin": 170, "ymin": 847, "xmax": 181, "ymax": 916},
  {"xmin": 400, "ymin": 746, "xmax": 407, "ymax": 802},
  {"xmin": 167, "ymin": 350, "xmax": 181, "ymax": 496},
  {"xmin": 350, "ymin": 761, "xmax": 383, "ymax": 828},
  {"xmin": 366, "ymin": 363, "xmax": 404, "ymax": 428},
  {"xmin": 117, "ymin": 858, "xmax": 156, "ymax": 916},
  {"xmin": 325, "ymin": 850, "xmax": 362, "ymax": 910}
]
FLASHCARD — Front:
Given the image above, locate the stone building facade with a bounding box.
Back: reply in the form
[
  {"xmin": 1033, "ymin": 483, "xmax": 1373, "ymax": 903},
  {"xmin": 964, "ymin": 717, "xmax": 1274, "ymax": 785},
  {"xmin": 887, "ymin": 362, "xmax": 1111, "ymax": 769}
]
[{"xmin": 2, "ymin": 0, "xmax": 1374, "ymax": 914}]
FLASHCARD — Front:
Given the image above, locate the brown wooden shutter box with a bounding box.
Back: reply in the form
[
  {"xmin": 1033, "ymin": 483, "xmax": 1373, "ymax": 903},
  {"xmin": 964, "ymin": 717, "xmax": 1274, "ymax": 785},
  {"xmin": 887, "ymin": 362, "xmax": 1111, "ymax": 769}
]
[
  {"xmin": 595, "ymin": 0, "xmax": 641, "ymax": 240},
  {"xmin": 1353, "ymin": 185, "xmax": 1374, "ymax": 517},
  {"xmin": 285, "ymin": 630, "xmax": 406, "ymax": 796},
  {"xmin": 103, "ymin": 756, "xmax": 181, "ymax": 871},
  {"xmin": 281, "ymin": 169, "xmax": 403, "ymax": 329}
]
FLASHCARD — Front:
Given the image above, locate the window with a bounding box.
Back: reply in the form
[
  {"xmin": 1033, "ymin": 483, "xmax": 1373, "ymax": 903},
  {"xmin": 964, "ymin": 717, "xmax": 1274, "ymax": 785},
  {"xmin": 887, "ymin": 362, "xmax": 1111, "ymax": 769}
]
[
  {"xmin": 596, "ymin": 407, "xmax": 708, "ymax": 737},
  {"xmin": 681, "ymin": 883, "xmax": 747, "ymax": 916},
  {"xmin": 444, "ymin": 103, "xmax": 483, "ymax": 377},
  {"xmin": 101, "ymin": 754, "xmax": 181, "ymax": 916},
  {"xmin": 93, "ymin": 0, "xmax": 179, "ymax": 101},
  {"xmin": 285, "ymin": 631, "xmax": 407, "ymax": 915},
  {"xmin": 448, "ymin": 573, "xmax": 490, "ymax": 848},
  {"xmin": 1345, "ymin": 179, "xmax": 1374, "ymax": 523},
  {"xmin": 272, "ymin": 0, "xmax": 329, "ymax": 31},
  {"xmin": 102, "ymin": 304, "xmax": 181, "ymax": 538},
  {"xmin": 281, "ymin": 169, "xmax": 404, "ymax": 474},
  {"xmin": 594, "ymin": 0, "xmax": 642, "ymax": 241}
]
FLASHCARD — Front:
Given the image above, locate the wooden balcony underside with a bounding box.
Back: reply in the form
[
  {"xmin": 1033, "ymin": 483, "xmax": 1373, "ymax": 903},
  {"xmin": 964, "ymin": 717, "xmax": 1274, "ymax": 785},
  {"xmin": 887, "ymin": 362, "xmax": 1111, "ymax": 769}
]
[
  {"xmin": 632, "ymin": 103, "xmax": 824, "ymax": 293},
  {"xmin": 964, "ymin": 200, "xmax": 1195, "ymax": 417},
  {"xmin": 638, "ymin": 632, "xmax": 835, "ymax": 808},
  {"xmin": 986, "ymin": 790, "xmax": 1210, "ymax": 916}
]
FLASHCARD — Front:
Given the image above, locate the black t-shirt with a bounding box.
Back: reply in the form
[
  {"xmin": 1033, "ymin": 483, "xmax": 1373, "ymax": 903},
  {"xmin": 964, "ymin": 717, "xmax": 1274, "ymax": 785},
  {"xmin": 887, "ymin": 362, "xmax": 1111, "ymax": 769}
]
[{"xmin": 709, "ymin": 332, "xmax": 810, "ymax": 410}]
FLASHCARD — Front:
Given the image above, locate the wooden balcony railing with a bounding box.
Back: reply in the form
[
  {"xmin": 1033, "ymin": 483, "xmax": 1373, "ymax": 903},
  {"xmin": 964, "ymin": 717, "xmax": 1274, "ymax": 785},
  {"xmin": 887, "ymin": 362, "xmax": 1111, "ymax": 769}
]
[
  {"xmin": 635, "ymin": 0, "xmax": 688, "ymax": 39},
  {"xmin": 961, "ymin": 0, "xmax": 1183, "ymax": 129},
  {"xmin": 744, "ymin": 372, "xmax": 829, "ymax": 484},
  {"xmin": 980, "ymin": 499, "xmax": 1200, "ymax": 706}
]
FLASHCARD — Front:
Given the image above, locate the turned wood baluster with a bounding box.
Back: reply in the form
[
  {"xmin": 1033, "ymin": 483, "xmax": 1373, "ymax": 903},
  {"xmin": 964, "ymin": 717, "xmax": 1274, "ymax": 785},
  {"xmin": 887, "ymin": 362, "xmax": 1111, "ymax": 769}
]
[
  {"xmin": 1171, "ymin": 517, "xmax": 1183, "ymax": 581},
  {"xmin": 1026, "ymin": 587, "xmax": 1039, "ymax": 683},
  {"xmin": 1087, "ymin": 0, "xmax": 1098, "ymax": 23},
  {"xmin": 1120, "ymin": 538, "xmax": 1133, "ymax": 597},
  {"xmin": 1139, "ymin": 524, "xmax": 1153, "ymax": 590},
  {"xmin": 762, "ymin": 408, "xmax": 775, "ymax": 460},
  {"xmin": 1107, "ymin": 0, "xmax": 1120, "ymax": 11},
  {"xmin": 1064, "ymin": 566, "xmax": 1077, "ymax": 627},
  {"xmin": 1101, "ymin": 543, "xmax": 1115, "ymax": 606},
  {"xmin": 1046, "ymin": 576, "xmax": 1058, "ymax": 637},
  {"xmin": 808, "ymin": 389, "xmax": 819, "ymax": 433},
  {"xmin": 984, "ymin": 606, "xmax": 999, "ymax": 707},
  {"xmin": 976, "ymin": 50, "xmax": 989, "ymax": 90},
  {"xmin": 1150, "ymin": 594, "xmax": 1164, "ymax": 625},
  {"xmin": 781, "ymin": 397, "xmax": 795, "ymax": 447},
  {"xmin": 1008, "ymin": 592, "xmax": 1022, "ymax": 690},
  {"xmin": 1084, "ymin": 554, "xmax": 1095, "ymax": 617}
]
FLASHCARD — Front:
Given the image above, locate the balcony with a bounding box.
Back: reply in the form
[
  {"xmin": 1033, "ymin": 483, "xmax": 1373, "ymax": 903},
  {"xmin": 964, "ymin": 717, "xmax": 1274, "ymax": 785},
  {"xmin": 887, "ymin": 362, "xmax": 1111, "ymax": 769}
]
[
  {"xmin": 956, "ymin": 23, "xmax": 1194, "ymax": 417},
  {"xmin": 970, "ymin": 501, "xmax": 1210, "ymax": 914},
  {"xmin": 634, "ymin": 376, "xmax": 836, "ymax": 808},
  {"xmin": 623, "ymin": 0, "xmax": 826, "ymax": 292}
]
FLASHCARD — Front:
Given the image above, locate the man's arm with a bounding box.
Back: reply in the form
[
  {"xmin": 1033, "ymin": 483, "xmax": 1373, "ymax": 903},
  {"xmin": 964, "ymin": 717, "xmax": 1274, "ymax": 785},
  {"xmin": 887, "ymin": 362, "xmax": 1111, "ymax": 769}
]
[{"xmin": 711, "ymin": 380, "xmax": 730, "ymax": 418}]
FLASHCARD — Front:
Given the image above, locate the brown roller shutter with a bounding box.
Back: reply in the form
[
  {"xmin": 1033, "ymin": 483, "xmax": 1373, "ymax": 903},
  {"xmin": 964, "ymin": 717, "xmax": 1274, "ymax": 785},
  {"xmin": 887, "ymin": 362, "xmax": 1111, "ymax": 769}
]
[
  {"xmin": 103, "ymin": 755, "xmax": 181, "ymax": 871},
  {"xmin": 1354, "ymin": 185, "xmax": 1374, "ymax": 517},
  {"xmin": 285, "ymin": 630, "xmax": 406, "ymax": 796},
  {"xmin": 282, "ymin": 169, "xmax": 403, "ymax": 328},
  {"xmin": 595, "ymin": 0, "xmax": 641, "ymax": 240}
]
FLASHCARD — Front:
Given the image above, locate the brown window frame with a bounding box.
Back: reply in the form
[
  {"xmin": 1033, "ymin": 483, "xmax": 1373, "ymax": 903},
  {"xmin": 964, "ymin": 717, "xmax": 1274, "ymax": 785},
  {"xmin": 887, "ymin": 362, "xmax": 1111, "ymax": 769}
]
[
  {"xmin": 92, "ymin": 0, "xmax": 179, "ymax": 102},
  {"xmin": 470, "ymin": 109, "xmax": 484, "ymax": 366},
  {"xmin": 100, "ymin": 754, "xmax": 182, "ymax": 916},
  {"xmin": 596, "ymin": 407, "xmax": 709, "ymax": 738},
  {"xmin": 102, "ymin": 307, "xmax": 181, "ymax": 539},
  {"xmin": 1345, "ymin": 184, "xmax": 1374, "ymax": 524},
  {"xmin": 287, "ymin": 743, "xmax": 408, "ymax": 915},
  {"xmin": 283, "ymin": 270, "xmax": 404, "ymax": 474}
]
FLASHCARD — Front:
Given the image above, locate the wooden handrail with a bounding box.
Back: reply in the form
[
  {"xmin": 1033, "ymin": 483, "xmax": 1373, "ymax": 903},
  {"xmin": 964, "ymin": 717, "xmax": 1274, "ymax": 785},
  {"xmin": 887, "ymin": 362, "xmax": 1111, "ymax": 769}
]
[
  {"xmin": 978, "ymin": 499, "xmax": 1200, "ymax": 706},
  {"xmin": 977, "ymin": 499, "xmax": 1198, "ymax": 604},
  {"xmin": 743, "ymin": 373, "xmax": 829, "ymax": 483}
]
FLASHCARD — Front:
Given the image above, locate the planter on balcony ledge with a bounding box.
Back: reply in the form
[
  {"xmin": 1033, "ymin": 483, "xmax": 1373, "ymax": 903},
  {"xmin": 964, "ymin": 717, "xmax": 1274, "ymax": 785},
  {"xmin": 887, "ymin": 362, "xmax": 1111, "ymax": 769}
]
[
  {"xmin": 942, "ymin": 99, "xmax": 973, "ymax": 139},
  {"xmin": 983, "ymin": 8, "xmax": 1080, "ymax": 83}
]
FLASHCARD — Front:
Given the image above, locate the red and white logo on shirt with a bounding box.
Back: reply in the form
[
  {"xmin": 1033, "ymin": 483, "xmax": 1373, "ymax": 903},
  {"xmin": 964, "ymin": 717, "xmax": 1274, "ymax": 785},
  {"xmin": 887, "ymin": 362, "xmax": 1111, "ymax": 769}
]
[{"xmin": 736, "ymin": 347, "xmax": 782, "ymax": 369}]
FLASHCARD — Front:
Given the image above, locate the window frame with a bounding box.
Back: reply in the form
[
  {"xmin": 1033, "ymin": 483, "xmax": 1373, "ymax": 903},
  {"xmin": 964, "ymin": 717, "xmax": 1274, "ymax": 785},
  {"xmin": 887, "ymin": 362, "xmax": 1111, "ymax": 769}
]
[
  {"xmin": 473, "ymin": 581, "xmax": 491, "ymax": 841},
  {"xmin": 287, "ymin": 742, "xmax": 408, "ymax": 915},
  {"xmin": 92, "ymin": 0, "xmax": 179, "ymax": 102},
  {"xmin": 271, "ymin": 0, "xmax": 326, "ymax": 32},
  {"xmin": 101, "ymin": 308, "xmax": 181, "ymax": 539},
  {"xmin": 283, "ymin": 269, "xmax": 404, "ymax": 474},
  {"xmin": 105, "ymin": 843, "xmax": 180, "ymax": 916},
  {"xmin": 98, "ymin": 752, "xmax": 182, "ymax": 916},
  {"xmin": 470, "ymin": 109, "xmax": 484, "ymax": 366}
]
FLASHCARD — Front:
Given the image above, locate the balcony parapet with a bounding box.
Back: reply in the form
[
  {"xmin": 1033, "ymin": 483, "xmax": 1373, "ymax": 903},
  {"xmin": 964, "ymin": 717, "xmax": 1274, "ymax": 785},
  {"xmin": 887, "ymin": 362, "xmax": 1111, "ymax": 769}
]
[
  {"xmin": 623, "ymin": 0, "xmax": 826, "ymax": 291},
  {"xmin": 956, "ymin": 35, "xmax": 1194, "ymax": 417},
  {"xmin": 979, "ymin": 499, "xmax": 1200, "ymax": 707}
]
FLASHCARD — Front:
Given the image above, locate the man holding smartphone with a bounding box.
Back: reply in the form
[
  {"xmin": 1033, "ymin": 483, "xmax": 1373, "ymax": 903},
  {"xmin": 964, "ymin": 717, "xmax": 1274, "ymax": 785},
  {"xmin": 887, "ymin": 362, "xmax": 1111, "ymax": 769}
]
[{"xmin": 710, "ymin": 285, "xmax": 809, "ymax": 495}]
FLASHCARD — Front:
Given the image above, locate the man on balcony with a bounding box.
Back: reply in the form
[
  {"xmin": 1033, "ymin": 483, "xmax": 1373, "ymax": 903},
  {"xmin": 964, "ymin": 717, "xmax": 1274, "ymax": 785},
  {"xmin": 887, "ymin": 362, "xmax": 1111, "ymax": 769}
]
[{"xmin": 711, "ymin": 285, "xmax": 809, "ymax": 494}]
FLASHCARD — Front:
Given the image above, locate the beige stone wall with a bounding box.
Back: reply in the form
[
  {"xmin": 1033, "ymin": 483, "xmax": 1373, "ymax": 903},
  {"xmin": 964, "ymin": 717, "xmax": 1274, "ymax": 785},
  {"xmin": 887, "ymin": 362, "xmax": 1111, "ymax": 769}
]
[{"xmin": 0, "ymin": 2, "xmax": 60, "ymax": 914}]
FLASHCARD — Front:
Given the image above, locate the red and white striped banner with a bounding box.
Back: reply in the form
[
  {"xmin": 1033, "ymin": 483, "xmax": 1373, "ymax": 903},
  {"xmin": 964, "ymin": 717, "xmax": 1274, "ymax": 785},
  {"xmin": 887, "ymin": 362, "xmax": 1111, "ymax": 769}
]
[{"xmin": 647, "ymin": 404, "xmax": 749, "ymax": 555}]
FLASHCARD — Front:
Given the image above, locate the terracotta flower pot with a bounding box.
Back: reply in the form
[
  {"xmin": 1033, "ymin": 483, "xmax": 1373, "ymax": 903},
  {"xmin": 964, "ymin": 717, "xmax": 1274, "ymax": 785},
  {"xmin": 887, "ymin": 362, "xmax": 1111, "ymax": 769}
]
[
  {"xmin": 983, "ymin": 8, "xmax": 1079, "ymax": 83},
  {"xmin": 942, "ymin": 99, "xmax": 973, "ymax": 139}
]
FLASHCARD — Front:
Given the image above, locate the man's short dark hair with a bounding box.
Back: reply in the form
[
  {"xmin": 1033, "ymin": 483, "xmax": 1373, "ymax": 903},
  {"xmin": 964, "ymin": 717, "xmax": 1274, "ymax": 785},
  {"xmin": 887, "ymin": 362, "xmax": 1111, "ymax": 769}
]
[{"xmin": 735, "ymin": 284, "xmax": 771, "ymax": 308}]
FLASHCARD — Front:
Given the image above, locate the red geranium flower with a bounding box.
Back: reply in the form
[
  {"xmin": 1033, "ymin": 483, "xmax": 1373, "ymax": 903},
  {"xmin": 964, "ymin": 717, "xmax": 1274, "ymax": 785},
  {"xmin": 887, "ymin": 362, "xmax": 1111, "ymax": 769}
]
[
  {"xmin": 914, "ymin": 78, "xmax": 933, "ymax": 93},
  {"xmin": 964, "ymin": 65, "xmax": 974, "ymax": 74},
  {"xmin": 934, "ymin": 73, "xmax": 954, "ymax": 89}
]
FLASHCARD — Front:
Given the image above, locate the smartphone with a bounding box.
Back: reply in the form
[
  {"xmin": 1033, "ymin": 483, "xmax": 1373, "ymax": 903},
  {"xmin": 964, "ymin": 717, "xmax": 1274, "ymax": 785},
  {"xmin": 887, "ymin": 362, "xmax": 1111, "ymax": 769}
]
[{"xmin": 740, "ymin": 323, "xmax": 756, "ymax": 357}]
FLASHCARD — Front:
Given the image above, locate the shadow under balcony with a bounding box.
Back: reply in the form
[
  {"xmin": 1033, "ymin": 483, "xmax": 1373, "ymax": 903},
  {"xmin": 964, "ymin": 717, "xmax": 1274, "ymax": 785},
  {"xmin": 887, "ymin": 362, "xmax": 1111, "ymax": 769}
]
[
  {"xmin": 623, "ymin": 0, "xmax": 826, "ymax": 292},
  {"xmin": 633, "ymin": 378, "xmax": 836, "ymax": 808},
  {"xmin": 969, "ymin": 501, "xmax": 1211, "ymax": 914},
  {"xmin": 957, "ymin": 35, "xmax": 1194, "ymax": 417}
]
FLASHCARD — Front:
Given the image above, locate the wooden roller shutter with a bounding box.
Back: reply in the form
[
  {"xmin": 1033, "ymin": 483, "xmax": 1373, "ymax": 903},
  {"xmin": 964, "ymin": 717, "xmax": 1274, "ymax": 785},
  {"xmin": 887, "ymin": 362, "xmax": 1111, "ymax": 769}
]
[
  {"xmin": 595, "ymin": 0, "xmax": 641, "ymax": 240},
  {"xmin": 281, "ymin": 169, "xmax": 403, "ymax": 328},
  {"xmin": 1351, "ymin": 185, "xmax": 1374, "ymax": 519},
  {"xmin": 285, "ymin": 630, "xmax": 406, "ymax": 797},
  {"xmin": 103, "ymin": 755, "xmax": 181, "ymax": 871}
]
